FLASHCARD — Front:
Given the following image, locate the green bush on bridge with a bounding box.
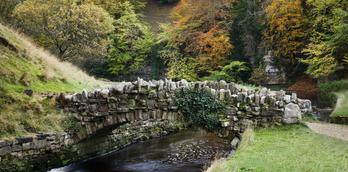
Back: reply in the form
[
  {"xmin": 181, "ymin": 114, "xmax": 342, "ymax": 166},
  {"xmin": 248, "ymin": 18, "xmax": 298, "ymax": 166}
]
[{"xmin": 175, "ymin": 88, "xmax": 225, "ymax": 131}]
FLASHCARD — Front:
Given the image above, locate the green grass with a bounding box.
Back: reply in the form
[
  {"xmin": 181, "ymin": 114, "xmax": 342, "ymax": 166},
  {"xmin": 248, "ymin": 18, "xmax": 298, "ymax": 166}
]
[
  {"xmin": 207, "ymin": 125, "xmax": 348, "ymax": 172},
  {"xmin": 0, "ymin": 23, "xmax": 102, "ymax": 140},
  {"xmin": 332, "ymin": 90, "xmax": 348, "ymax": 117},
  {"xmin": 0, "ymin": 46, "xmax": 78, "ymax": 140},
  {"xmin": 318, "ymin": 80, "xmax": 348, "ymax": 117}
]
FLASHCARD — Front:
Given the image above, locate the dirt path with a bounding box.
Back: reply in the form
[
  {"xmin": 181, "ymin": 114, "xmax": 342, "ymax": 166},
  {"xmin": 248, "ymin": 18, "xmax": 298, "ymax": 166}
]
[{"xmin": 306, "ymin": 122, "xmax": 348, "ymax": 142}]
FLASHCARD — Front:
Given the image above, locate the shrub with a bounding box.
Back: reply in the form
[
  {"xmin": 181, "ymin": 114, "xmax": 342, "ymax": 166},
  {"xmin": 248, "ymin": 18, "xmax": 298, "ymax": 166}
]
[
  {"xmin": 288, "ymin": 76, "xmax": 318, "ymax": 99},
  {"xmin": 318, "ymin": 92, "xmax": 337, "ymax": 108},
  {"xmin": 175, "ymin": 88, "xmax": 225, "ymax": 131},
  {"xmin": 317, "ymin": 80, "xmax": 348, "ymax": 108},
  {"xmin": 319, "ymin": 80, "xmax": 348, "ymax": 92},
  {"xmin": 249, "ymin": 65, "xmax": 267, "ymax": 85},
  {"xmin": 204, "ymin": 61, "xmax": 250, "ymax": 83}
]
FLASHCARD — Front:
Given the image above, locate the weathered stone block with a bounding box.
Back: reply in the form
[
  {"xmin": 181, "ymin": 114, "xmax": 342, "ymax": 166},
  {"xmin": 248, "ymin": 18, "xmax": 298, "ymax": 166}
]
[
  {"xmin": 283, "ymin": 103, "xmax": 301, "ymax": 124},
  {"xmin": 0, "ymin": 146, "xmax": 11, "ymax": 156}
]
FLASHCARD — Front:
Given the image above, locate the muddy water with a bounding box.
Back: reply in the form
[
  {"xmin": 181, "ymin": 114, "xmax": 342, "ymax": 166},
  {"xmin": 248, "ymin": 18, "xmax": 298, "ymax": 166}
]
[{"xmin": 50, "ymin": 130, "xmax": 230, "ymax": 172}]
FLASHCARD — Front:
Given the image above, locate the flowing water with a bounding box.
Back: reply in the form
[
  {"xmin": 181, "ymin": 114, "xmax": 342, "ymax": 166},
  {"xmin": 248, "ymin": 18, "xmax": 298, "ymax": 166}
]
[{"xmin": 50, "ymin": 130, "xmax": 230, "ymax": 172}]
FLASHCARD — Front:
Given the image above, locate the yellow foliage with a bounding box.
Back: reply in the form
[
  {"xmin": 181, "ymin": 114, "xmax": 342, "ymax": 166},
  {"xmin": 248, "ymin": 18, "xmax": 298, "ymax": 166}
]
[{"xmin": 264, "ymin": 0, "xmax": 305, "ymax": 59}]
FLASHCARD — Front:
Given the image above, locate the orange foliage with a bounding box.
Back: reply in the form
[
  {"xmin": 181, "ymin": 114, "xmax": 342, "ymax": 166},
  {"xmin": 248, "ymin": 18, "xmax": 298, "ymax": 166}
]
[
  {"xmin": 288, "ymin": 76, "xmax": 318, "ymax": 99},
  {"xmin": 185, "ymin": 27, "xmax": 233, "ymax": 69},
  {"xmin": 264, "ymin": 0, "xmax": 305, "ymax": 59},
  {"xmin": 169, "ymin": 0, "xmax": 233, "ymax": 71}
]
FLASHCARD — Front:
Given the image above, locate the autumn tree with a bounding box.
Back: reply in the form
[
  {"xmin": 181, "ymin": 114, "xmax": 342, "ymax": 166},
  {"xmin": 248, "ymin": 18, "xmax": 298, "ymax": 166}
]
[
  {"xmin": 264, "ymin": 0, "xmax": 306, "ymax": 60},
  {"xmin": 159, "ymin": 0, "xmax": 234, "ymax": 79},
  {"xmin": 13, "ymin": 0, "xmax": 114, "ymax": 60}
]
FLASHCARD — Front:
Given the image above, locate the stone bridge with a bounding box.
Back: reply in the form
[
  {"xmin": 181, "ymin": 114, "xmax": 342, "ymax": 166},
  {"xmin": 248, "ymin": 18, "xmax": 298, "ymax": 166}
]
[
  {"xmin": 0, "ymin": 78, "xmax": 313, "ymax": 171},
  {"xmin": 58, "ymin": 78, "xmax": 312, "ymax": 139}
]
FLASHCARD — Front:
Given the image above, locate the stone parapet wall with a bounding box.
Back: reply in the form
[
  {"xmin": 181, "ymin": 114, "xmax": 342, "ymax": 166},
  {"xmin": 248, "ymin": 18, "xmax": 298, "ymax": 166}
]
[{"xmin": 57, "ymin": 78, "xmax": 312, "ymax": 137}]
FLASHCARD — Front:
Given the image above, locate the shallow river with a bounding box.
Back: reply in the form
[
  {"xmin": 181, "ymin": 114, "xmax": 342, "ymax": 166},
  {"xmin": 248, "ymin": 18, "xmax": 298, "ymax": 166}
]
[{"xmin": 50, "ymin": 130, "xmax": 230, "ymax": 172}]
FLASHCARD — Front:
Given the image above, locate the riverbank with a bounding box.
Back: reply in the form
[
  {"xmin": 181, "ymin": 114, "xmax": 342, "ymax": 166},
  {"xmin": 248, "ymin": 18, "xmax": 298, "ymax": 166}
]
[{"xmin": 207, "ymin": 124, "xmax": 348, "ymax": 172}]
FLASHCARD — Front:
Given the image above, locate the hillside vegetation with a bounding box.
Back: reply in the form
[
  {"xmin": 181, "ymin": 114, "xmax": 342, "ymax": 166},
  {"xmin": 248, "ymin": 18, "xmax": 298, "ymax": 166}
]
[{"xmin": 0, "ymin": 23, "xmax": 102, "ymax": 139}]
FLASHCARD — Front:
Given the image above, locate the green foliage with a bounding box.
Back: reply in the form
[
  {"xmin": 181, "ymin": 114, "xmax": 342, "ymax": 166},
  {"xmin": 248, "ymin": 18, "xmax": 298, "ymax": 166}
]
[
  {"xmin": 207, "ymin": 125, "xmax": 348, "ymax": 172},
  {"xmin": 107, "ymin": 1, "xmax": 155, "ymax": 75},
  {"xmin": 302, "ymin": 42, "xmax": 338, "ymax": 78},
  {"xmin": 175, "ymin": 88, "xmax": 225, "ymax": 131},
  {"xmin": 317, "ymin": 80, "xmax": 348, "ymax": 108},
  {"xmin": 249, "ymin": 65, "xmax": 267, "ymax": 85},
  {"xmin": 230, "ymin": 0, "xmax": 264, "ymax": 62},
  {"xmin": 303, "ymin": 0, "xmax": 348, "ymax": 78},
  {"xmin": 319, "ymin": 80, "xmax": 348, "ymax": 92},
  {"xmin": 204, "ymin": 61, "xmax": 250, "ymax": 82},
  {"xmin": 62, "ymin": 115, "xmax": 83, "ymax": 134},
  {"xmin": 318, "ymin": 91, "xmax": 337, "ymax": 108},
  {"xmin": 0, "ymin": 0, "xmax": 22, "ymax": 21},
  {"xmin": 85, "ymin": 0, "xmax": 145, "ymax": 16},
  {"xmin": 167, "ymin": 58, "xmax": 198, "ymax": 81},
  {"xmin": 13, "ymin": 0, "xmax": 114, "ymax": 59}
]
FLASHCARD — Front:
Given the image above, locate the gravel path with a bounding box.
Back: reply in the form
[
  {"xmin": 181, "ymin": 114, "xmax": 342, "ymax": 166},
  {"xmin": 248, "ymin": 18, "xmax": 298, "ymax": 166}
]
[{"xmin": 306, "ymin": 122, "xmax": 348, "ymax": 142}]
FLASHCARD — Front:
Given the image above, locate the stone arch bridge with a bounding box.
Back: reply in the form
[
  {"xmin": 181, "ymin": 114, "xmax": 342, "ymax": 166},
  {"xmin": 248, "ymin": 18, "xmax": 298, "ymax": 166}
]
[
  {"xmin": 58, "ymin": 78, "xmax": 312, "ymax": 140},
  {"xmin": 0, "ymin": 78, "xmax": 313, "ymax": 171}
]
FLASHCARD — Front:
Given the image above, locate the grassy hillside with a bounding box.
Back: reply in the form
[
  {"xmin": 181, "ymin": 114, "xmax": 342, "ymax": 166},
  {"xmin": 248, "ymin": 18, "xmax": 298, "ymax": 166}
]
[
  {"xmin": 207, "ymin": 125, "xmax": 348, "ymax": 172},
  {"xmin": 0, "ymin": 23, "xmax": 102, "ymax": 139}
]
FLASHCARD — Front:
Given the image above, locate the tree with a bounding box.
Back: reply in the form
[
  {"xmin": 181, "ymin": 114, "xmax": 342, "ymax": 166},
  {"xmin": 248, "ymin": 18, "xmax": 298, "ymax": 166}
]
[
  {"xmin": 302, "ymin": 0, "xmax": 348, "ymax": 78},
  {"xmin": 159, "ymin": 0, "xmax": 234, "ymax": 79},
  {"xmin": 302, "ymin": 42, "xmax": 338, "ymax": 78},
  {"xmin": 264, "ymin": 0, "xmax": 305, "ymax": 60},
  {"xmin": 107, "ymin": 2, "xmax": 155, "ymax": 75},
  {"xmin": 84, "ymin": 0, "xmax": 145, "ymax": 16},
  {"xmin": 13, "ymin": 0, "xmax": 114, "ymax": 60},
  {"xmin": 0, "ymin": 0, "xmax": 22, "ymax": 21},
  {"xmin": 230, "ymin": 0, "xmax": 264, "ymax": 66}
]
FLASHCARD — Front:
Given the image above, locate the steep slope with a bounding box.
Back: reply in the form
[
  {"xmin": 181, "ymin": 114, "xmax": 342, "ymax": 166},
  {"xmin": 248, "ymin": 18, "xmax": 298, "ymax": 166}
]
[{"xmin": 0, "ymin": 23, "xmax": 103, "ymax": 139}]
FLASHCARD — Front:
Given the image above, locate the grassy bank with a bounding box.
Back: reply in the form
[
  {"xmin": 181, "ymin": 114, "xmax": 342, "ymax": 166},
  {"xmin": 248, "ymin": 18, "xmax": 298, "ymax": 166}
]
[
  {"xmin": 332, "ymin": 90, "xmax": 348, "ymax": 117},
  {"xmin": 0, "ymin": 23, "xmax": 102, "ymax": 139},
  {"xmin": 207, "ymin": 125, "xmax": 348, "ymax": 172},
  {"xmin": 318, "ymin": 80, "xmax": 348, "ymax": 118}
]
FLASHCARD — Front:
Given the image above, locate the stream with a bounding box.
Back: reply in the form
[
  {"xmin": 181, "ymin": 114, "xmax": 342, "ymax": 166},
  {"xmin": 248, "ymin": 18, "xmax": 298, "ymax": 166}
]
[{"xmin": 49, "ymin": 130, "xmax": 230, "ymax": 172}]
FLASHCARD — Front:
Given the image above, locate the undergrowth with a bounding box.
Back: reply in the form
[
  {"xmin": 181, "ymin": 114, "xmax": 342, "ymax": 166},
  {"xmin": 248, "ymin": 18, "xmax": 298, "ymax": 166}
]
[{"xmin": 175, "ymin": 88, "xmax": 225, "ymax": 131}]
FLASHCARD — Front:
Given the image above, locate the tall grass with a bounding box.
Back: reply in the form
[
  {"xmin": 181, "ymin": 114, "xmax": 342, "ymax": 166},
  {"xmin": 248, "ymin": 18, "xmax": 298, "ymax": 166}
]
[{"xmin": 0, "ymin": 23, "xmax": 103, "ymax": 89}]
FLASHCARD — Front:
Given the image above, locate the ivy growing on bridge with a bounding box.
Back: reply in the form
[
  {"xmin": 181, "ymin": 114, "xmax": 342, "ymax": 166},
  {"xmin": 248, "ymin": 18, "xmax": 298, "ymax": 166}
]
[{"xmin": 175, "ymin": 88, "xmax": 225, "ymax": 131}]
